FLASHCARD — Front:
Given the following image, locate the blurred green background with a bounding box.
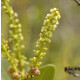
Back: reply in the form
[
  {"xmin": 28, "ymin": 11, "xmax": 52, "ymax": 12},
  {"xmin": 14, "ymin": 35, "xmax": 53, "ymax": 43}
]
[{"xmin": 1, "ymin": 0, "xmax": 80, "ymax": 80}]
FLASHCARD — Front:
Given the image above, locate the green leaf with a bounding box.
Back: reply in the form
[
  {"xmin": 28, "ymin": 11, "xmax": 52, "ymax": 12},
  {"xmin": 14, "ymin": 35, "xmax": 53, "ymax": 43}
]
[{"xmin": 32, "ymin": 64, "xmax": 55, "ymax": 80}]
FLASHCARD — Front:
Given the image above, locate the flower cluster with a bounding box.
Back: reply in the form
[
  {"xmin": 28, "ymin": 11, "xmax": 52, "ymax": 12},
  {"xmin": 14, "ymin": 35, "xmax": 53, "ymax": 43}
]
[
  {"xmin": 1, "ymin": 0, "xmax": 28, "ymax": 79},
  {"xmin": 1, "ymin": 0, "xmax": 61, "ymax": 79},
  {"xmin": 30, "ymin": 8, "xmax": 61, "ymax": 69},
  {"xmin": 1, "ymin": 38, "xmax": 18, "ymax": 72},
  {"xmin": 1, "ymin": 0, "xmax": 27, "ymax": 70}
]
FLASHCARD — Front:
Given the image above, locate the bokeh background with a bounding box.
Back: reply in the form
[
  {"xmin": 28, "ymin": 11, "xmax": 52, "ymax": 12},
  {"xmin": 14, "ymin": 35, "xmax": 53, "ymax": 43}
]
[{"xmin": 1, "ymin": 0, "xmax": 80, "ymax": 80}]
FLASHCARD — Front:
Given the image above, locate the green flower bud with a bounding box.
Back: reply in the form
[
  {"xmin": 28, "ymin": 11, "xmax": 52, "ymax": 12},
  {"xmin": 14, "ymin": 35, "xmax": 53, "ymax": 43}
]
[
  {"xmin": 43, "ymin": 47, "xmax": 48, "ymax": 51},
  {"xmin": 21, "ymin": 45, "xmax": 25, "ymax": 49},
  {"xmin": 36, "ymin": 62, "xmax": 42, "ymax": 67},
  {"xmin": 10, "ymin": 24, "xmax": 14, "ymax": 28},
  {"xmin": 39, "ymin": 52, "xmax": 46, "ymax": 59},
  {"xmin": 15, "ymin": 19, "xmax": 19, "ymax": 23},
  {"xmin": 2, "ymin": 6, "xmax": 6, "ymax": 10},
  {"xmin": 33, "ymin": 57, "xmax": 36, "ymax": 61},
  {"xmin": 18, "ymin": 28, "xmax": 22, "ymax": 32},
  {"xmin": 46, "ymin": 14, "xmax": 52, "ymax": 19},
  {"xmin": 34, "ymin": 50, "xmax": 40, "ymax": 56},
  {"xmin": 14, "ymin": 13, "xmax": 18, "ymax": 17},
  {"xmin": 10, "ymin": 9, "xmax": 14, "ymax": 15},
  {"xmin": 39, "ymin": 33, "xmax": 43, "ymax": 37},
  {"xmin": 18, "ymin": 24, "xmax": 21, "ymax": 28},
  {"xmin": 13, "ymin": 35, "xmax": 18, "ymax": 39},
  {"xmin": 43, "ymin": 19, "xmax": 51, "ymax": 26}
]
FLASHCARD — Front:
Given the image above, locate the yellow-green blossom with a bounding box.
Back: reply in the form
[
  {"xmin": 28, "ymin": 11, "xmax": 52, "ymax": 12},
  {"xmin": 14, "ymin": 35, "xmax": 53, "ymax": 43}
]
[
  {"xmin": 1, "ymin": 39, "xmax": 18, "ymax": 72},
  {"xmin": 1, "ymin": 0, "xmax": 61, "ymax": 79},
  {"xmin": 1, "ymin": 0, "xmax": 28, "ymax": 79},
  {"xmin": 1, "ymin": 0, "xmax": 27, "ymax": 71},
  {"xmin": 30, "ymin": 8, "xmax": 61, "ymax": 69}
]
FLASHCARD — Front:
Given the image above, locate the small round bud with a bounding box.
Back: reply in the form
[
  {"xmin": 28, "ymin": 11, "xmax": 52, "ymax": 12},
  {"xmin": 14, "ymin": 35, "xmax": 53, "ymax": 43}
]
[
  {"xmin": 14, "ymin": 13, "xmax": 18, "ymax": 17},
  {"xmin": 8, "ymin": 67, "xmax": 13, "ymax": 73},
  {"xmin": 30, "ymin": 68, "xmax": 36, "ymax": 73},
  {"xmin": 13, "ymin": 35, "xmax": 18, "ymax": 39},
  {"xmin": 12, "ymin": 72, "xmax": 19, "ymax": 79},
  {"xmin": 15, "ymin": 19, "xmax": 19, "ymax": 23},
  {"xmin": 34, "ymin": 70, "xmax": 40, "ymax": 76},
  {"xmin": 18, "ymin": 28, "xmax": 22, "ymax": 32},
  {"xmin": 21, "ymin": 45, "xmax": 25, "ymax": 49},
  {"xmin": 10, "ymin": 10, "xmax": 14, "ymax": 14},
  {"xmin": 2, "ymin": 6, "xmax": 6, "ymax": 10},
  {"xmin": 18, "ymin": 24, "xmax": 21, "ymax": 28}
]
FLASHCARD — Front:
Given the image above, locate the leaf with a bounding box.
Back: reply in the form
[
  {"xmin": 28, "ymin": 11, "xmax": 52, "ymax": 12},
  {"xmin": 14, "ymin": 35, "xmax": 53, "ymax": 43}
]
[{"xmin": 32, "ymin": 64, "xmax": 55, "ymax": 80}]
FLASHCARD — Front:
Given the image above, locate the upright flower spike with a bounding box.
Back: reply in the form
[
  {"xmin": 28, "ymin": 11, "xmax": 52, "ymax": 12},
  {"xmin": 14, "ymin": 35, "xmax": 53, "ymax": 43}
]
[
  {"xmin": 1, "ymin": 38, "xmax": 18, "ymax": 72},
  {"xmin": 30, "ymin": 8, "xmax": 61, "ymax": 69},
  {"xmin": 1, "ymin": 0, "xmax": 28, "ymax": 72},
  {"xmin": 1, "ymin": 0, "xmax": 29, "ymax": 79},
  {"xmin": 2, "ymin": 2, "xmax": 61, "ymax": 79}
]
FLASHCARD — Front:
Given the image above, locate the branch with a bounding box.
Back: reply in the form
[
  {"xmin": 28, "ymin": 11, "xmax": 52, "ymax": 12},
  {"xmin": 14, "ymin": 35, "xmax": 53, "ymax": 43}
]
[
  {"xmin": 65, "ymin": 66, "xmax": 80, "ymax": 78},
  {"xmin": 74, "ymin": 0, "xmax": 80, "ymax": 5}
]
